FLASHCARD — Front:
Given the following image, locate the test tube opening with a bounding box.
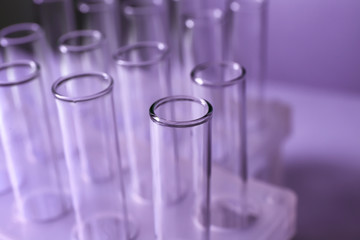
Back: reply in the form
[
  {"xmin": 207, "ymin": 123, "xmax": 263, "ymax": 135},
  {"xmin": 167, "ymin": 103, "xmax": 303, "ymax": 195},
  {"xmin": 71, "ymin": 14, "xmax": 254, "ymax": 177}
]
[{"xmin": 0, "ymin": 23, "xmax": 42, "ymax": 47}]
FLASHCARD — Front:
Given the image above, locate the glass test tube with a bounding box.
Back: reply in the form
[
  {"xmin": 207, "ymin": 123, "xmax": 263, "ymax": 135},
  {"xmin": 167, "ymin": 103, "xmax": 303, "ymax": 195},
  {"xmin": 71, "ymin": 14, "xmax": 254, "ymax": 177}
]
[
  {"xmin": 114, "ymin": 41, "xmax": 170, "ymax": 202},
  {"xmin": 33, "ymin": 0, "xmax": 75, "ymax": 52},
  {"xmin": 52, "ymin": 72, "xmax": 136, "ymax": 240},
  {"xmin": 233, "ymin": 0, "xmax": 268, "ymax": 129},
  {"xmin": 191, "ymin": 62, "xmax": 257, "ymax": 230},
  {"xmin": 0, "ymin": 23, "xmax": 65, "ymax": 162},
  {"xmin": 122, "ymin": 1, "xmax": 167, "ymax": 46},
  {"xmin": 58, "ymin": 29, "xmax": 110, "ymax": 75},
  {"xmin": 77, "ymin": 0, "xmax": 121, "ymax": 52},
  {"xmin": 0, "ymin": 60, "xmax": 69, "ymax": 222},
  {"xmin": 180, "ymin": 3, "xmax": 237, "ymax": 95},
  {"xmin": 150, "ymin": 96, "xmax": 213, "ymax": 240}
]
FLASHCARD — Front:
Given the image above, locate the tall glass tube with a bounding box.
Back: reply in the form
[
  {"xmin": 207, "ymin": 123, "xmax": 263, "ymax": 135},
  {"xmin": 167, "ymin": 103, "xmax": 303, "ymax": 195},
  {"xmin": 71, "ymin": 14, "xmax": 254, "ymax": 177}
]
[
  {"xmin": 0, "ymin": 138, "xmax": 11, "ymax": 194},
  {"xmin": 32, "ymin": 0, "xmax": 75, "ymax": 52},
  {"xmin": 191, "ymin": 62, "xmax": 257, "ymax": 230},
  {"xmin": 233, "ymin": 0, "xmax": 268, "ymax": 129},
  {"xmin": 0, "ymin": 23, "xmax": 64, "ymax": 163},
  {"xmin": 180, "ymin": 4, "xmax": 237, "ymax": 95},
  {"xmin": 0, "ymin": 60, "xmax": 69, "ymax": 222},
  {"xmin": 52, "ymin": 72, "xmax": 136, "ymax": 240},
  {"xmin": 114, "ymin": 41, "xmax": 170, "ymax": 202},
  {"xmin": 122, "ymin": 1, "xmax": 167, "ymax": 46},
  {"xmin": 77, "ymin": 0, "xmax": 121, "ymax": 52},
  {"xmin": 150, "ymin": 96, "xmax": 213, "ymax": 240},
  {"xmin": 58, "ymin": 29, "xmax": 110, "ymax": 75}
]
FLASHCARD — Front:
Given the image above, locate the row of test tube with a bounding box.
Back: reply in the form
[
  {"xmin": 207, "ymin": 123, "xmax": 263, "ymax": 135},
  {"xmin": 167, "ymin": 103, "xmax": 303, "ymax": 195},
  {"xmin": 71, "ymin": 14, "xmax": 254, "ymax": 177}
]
[{"xmin": 0, "ymin": 0, "xmax": 270, "ymax": 239}]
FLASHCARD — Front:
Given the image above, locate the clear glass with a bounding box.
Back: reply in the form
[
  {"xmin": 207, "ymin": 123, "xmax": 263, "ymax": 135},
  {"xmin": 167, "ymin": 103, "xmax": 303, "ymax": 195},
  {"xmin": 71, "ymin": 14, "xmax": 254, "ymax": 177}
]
[
  {"xmin": 33, "ymin": 0, "xmax": 75, "ymax": 52},
  {"xmin": 180, "ymin": 3, "xmax": 237, "ymax": 95},
  {"xmin": 191, "ymin": 62, "xmax": 258, "ymax": 230},
  {"xmin": 233, "ymin": 0, "xmax": 268, "ymax": 129},
  {"xmin": 52, "ymin": 72, "xmax": 136, "ymax": 240},
  {"xmin": 77, "ymin": 0, "xmax": 121, "ymax": 52},
  {"xmin": 149, "ymin": 96, "xmax": 213, "ymax": 240},
  {"xmin": 58, "ymin": 30, "xmax": 110, "ymax": 75},
  {"xmin": 122, "ymin": 1, "xmax": 167, "ymax": 46},
  {"xmin": 0, "ymin": 23, "xmax": 65, "ymax": 165},
  {"xmin": 0, "ymin": 138, "xmax": 11, "ymax": 194},
  {"xmin": 0, "ymin": 60, "xmax": 69, "ymax": 222},
  {"xmin": 114, "ymin": 41, "xmax": 170, "ymax": 202}
]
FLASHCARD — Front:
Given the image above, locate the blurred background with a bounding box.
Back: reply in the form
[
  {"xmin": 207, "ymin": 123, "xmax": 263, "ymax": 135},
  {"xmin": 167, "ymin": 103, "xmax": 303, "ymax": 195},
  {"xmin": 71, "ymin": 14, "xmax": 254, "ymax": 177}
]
[{"xmin": 0, "ymin": 0, "xmax": 359, "ymax": 239}]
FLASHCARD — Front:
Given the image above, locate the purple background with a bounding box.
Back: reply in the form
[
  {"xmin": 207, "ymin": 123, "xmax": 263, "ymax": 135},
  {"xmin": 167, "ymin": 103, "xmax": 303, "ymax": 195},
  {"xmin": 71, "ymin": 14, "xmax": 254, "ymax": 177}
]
[{"xmin": 267, "ymin": 0, "xmax": 360, "ymax": 94}]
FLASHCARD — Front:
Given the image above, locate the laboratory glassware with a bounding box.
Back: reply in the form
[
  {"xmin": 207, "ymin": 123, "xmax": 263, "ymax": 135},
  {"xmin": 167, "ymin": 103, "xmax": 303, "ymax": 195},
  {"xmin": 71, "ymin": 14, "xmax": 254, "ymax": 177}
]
[
  {"xmin": 150, "ymin": 95, "xmax": 213, "ymax": 240},
  {"xmin": 114, "ymin": 41, "xmax": 170, "ymax": 202},
  {"xmin": 0, "ymin": 60, "xmax": 69, "ymax": 222},
  {"xmin": 0, "ymin": 23, "xmax": 65, "ymax": 163},
  {"xmin": 180, "ymin": 3, "xmax": 237, "ymax": 95},
  {"xmin": 233, "ymin": 0, "xmax": 268, "ymax": 129},
  {"xmin": 58, "ymin": 29, "xmax": 110, "ymax": 75},
  {"xmin": 32, "ymin": 0, "xmax": 75, "ymax": 52},
  {"xmin": 191, "ymin": 61, "xmax": 259, "ymax": 230},
  {"xmin": 122, "ymin": 1, "xmax": 167, "ymax": 46},
  {"xmin": 77, "ymin": 0, "xmax": 121, "ymax": 52},
  {"xmin": 0, "ymin": 138, "xmax": 11, "ymax": 194},
  {"xmin": 52, "ymin": 72, "xmax": 137, "ymax": 240}
]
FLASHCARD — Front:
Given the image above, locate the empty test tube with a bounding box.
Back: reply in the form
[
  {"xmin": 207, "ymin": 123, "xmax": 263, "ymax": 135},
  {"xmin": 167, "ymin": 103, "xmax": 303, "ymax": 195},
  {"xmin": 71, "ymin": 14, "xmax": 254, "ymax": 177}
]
[
  {"xmin": 191, "ymin": 61, "xmax": 260, "ymax": 230},
  {"xmin": 0, "ymin": 60, "xmax": 69, "ymax": 222},
  {"xmin": 52, "ymin": 72, "xmax": 136, "ymax": 240},
  {"xmin": 58, "ymin": 29, "xmax": 110, "ymax": 75},
  {"xmin": 149, "ymin": 95, "xmax": 213, "ymax": 240},
  {"xmin": 77, "ymin": 0, "xmax": 121, "ymax": 51},
  {"xmin": 114, "ymin": 41, "xmax": 170, "ymax": 202}
]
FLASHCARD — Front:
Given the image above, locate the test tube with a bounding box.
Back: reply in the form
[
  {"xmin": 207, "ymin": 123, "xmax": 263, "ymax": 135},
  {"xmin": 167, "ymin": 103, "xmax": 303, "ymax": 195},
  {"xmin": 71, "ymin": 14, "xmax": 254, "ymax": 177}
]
[
  {"xmin": 114, "ymin": 41, "xmax": 170, "ymax": 202},
  {"xmin": 191, "ymin": 62, "xmax": 257, "ymax": 229},
  {"xmin": 180, "ymin": 4, "xmax": 237, "ymax": 95},
  {"xmin": 122, "ymin": 1, "xmax": 167, "ymax": 46},
  {"xmin": 58, "ymin": 29, "xmax": 110, "ymax": 75},
  {"xmin": 0, "ymin": 60, "xmax": 69, "ymax": 222},
  {"xmin": 233, "ymin": 0, "xmax": 268, "ymax": 129},
  {"xmin": 33, "ymin": 0, "xmax": 75, "ymax": 52},
  {"xmin": 52, "ymin": 72, "xmax": 136, "ymax": 240},
  {"xmin": 77, "ymin": 0, "xmax": 121, "ymax": 52},
  {"xmin": 0, "ymin": 138, "xmax": 11, "ymax": 194},
  {"xmin": 0, "ymin": 23, "xmax": 64, "ymax": 162},
  {"xmin": 149, "ymin": 96, "xmax": 213, "ymax": 240}
]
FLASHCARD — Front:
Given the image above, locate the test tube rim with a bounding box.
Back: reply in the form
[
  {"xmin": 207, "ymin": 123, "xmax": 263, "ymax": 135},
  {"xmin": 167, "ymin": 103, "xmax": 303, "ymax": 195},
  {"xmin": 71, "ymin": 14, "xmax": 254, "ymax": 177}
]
[
  {"xmin": 113, "ymin": 41, "xmax": 168, "ymax": 67},
  {"xmin": 0, "ymin": 22, "xmax": 43, "ymax": 47},
  {"xmin": 58, "ymin": 29, "xmax": 104, "ymax": 54},
  {"xmin": 0, "ymin": 60, "xmax": 40, "ymax": 87},
  {"xmin": 191, "ymin": 61, "xmax": 246, "ymax": 88},
  {"xmin": 52, "ymin": 72, "xmax": 113, "ymax": 103},
  {"xmin": 149, "ymin": 95, "xmax": 213, "ymax": 128}
]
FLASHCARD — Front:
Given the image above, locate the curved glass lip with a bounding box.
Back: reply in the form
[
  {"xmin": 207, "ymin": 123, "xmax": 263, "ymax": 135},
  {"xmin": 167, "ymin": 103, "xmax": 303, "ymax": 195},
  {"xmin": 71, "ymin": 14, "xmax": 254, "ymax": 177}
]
[
  {"xmin": 58, "ymin": 30, "xmax": 104, "ymax": 53},
  {"xmin": 0, "ymin": 60, "xmax": 40, "ymax": 87},
  {"xmin": 114, "ymin": 41, "xmax": 168, "ymax": 67},
  {"xmin": 149, "ymin": 95, "xmax": 213, "ymax": 128},
  {"xmin": 191, "ymin": 61, "xmax": 246, "ymax": 88},
  {"xmin": 52, "ymin": 72, "xmax": 113, "ymax": 103},
  {"xmin": 0, "ymin": 23, "xmax": 42, "ymax": 47}
]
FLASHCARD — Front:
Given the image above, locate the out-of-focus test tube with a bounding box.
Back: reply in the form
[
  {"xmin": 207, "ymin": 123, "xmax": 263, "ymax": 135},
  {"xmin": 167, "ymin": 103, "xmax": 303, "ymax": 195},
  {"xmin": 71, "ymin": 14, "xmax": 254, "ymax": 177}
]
[
  {"xmin": 0, "ymin": 23, "xmax": 65, "ymax": 163},
  {"xmin": 52, "ymin": 72, "xmax": 137, "ymax": 240},
  {"xmin": 122, "ymin": 1, "xmax": 167, "ymax": 46},
  {"xmin": 58, "ymin": 29, "xmax": 110, "ymax": 75},
  {"xmin": 233, "ymin": 0, "xmax": 268, "ymax": 129},
  {"xmin": 191, "ymin": 62, "xmax": 259, "ymax": 230},
  {"xmin": 33, "ymin": 0, "xmax": 75, "ymax": 52},
  {"xmin": 77, "ymin": 0, "xmax": 121, "ymax": 52},
  {"xmin": 180, "ymin": 4, "xmax": 237, "ymax": 95},
  {"xmin": 114, "ymin": 42, "xmax": 170, "ymax": 202},
  {"xmin": 150, "ymin": 95, "xmax": 213, "ymax": 240},
  {"xmin": 0, "ymin": 60, "xmax": 69, "ymax": 222}
]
